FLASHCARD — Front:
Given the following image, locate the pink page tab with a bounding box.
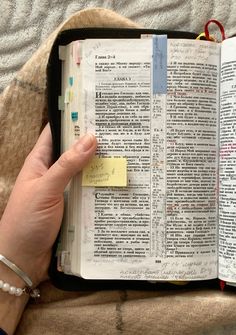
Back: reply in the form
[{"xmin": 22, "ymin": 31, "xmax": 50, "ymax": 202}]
[{"xmin": 73, "ymin": 41, "xmax": 81, "ymax": 64}]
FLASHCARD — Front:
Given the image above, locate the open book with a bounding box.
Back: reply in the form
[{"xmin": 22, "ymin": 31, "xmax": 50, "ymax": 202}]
[{"xmin": 57, "ymin": 35, "xmax": 236, "ymax": 283}]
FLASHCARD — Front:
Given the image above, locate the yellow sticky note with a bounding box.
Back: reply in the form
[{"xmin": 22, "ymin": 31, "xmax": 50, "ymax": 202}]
[{"xmin": 82, "ymin": 157, "xmax": 127, "ymax": 187}]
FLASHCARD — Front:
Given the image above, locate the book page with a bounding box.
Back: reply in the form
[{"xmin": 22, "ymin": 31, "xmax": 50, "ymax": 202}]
[
  {"xmin": 77, "ymin": 38, "xmax": 220, "ymax": 281},
  {"xmin": 219, "ymin": 37, "xmax": 236, "ymax": 282},
  {"xmin": 163, "ymin": 40, "xmax": 220, "ymax": 279}
]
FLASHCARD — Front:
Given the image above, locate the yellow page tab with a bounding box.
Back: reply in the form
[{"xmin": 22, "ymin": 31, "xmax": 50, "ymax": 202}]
[{"xmin": 82, "ymin": 157, "xmax": 127, "ymax": 187}]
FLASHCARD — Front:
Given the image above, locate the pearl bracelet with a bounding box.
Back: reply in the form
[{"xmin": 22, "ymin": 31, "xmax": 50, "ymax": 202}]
[
  {"xmin": 0, "ymin": 279, "xmax": 40, "ymax": 298},
  {"xmin": 0, "ymin": 254, "xmax": 40, "ymax": 298},
  {"xmin": 0, "ymin": 280, "xmax": 24, "ymax": 296}
]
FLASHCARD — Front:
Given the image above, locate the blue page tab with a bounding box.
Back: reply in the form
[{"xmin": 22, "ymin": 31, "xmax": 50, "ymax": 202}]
[{"xmin": 152, "ymin": 35, "xmax": 167, "ymax": 94}]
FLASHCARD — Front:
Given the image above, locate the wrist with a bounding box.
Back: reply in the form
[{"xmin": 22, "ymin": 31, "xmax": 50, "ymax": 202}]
[
  {"xmin": 0, "ymin": 261, "xmax": 26, "ymax": 289},
  {"xmin": 0, "ymin": 258, "xmax": 41, "ymax": 298},
  {"xmin": 0, "ymin": 262, "xmax": 29, "ymax": 335},
  {"xmin": 0, "ymin": 284, "xmax": 29, "ymax": 335},
  {"xmin": 0, "ymin": 225, "xmax": 50, "ymax": 287},
  {"xmin": 0, "ymin": 250, "xmax": 49, "ymax": 288}
]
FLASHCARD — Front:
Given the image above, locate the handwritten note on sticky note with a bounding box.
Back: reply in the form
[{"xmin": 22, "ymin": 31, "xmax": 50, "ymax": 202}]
[{"xmin": 82, "ymin": 157, "xmax": 127, "ymax": 187}]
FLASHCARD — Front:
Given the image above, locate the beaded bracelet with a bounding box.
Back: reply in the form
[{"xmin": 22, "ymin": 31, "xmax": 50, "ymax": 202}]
[
  {"xmin": 0, "ymin": 254, "xmax": 40, "ymax": 298},
  {"xmin": 0, "ymin": 280, "xmax": 24, "ymax": 296},
  {"xmin": 0, "ymin": 279, "xmax": 40, "ymax": 298}
]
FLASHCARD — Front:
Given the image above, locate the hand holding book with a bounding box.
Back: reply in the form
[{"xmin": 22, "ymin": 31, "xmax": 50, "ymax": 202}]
[{"xmin": 0, "ymin": 125, "xmax": 97, "ymax": 287}]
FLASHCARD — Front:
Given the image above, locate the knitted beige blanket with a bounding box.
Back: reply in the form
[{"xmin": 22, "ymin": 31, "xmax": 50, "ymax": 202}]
[{"xmin": 1, "ymin": 8, "xmax": 236, "ymax": 335}]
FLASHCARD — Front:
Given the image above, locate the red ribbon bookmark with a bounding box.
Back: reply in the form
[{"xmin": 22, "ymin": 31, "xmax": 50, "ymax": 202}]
[
  {"xmin": 220, "ymin": 280, "xmax": 226, "ymax": 291},
  {"xmin": 205, "ymin": 19, "xmax": 226, "ymax": 42}
]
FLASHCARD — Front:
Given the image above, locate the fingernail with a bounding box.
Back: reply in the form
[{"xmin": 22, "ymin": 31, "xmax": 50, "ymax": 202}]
[{"xmin": 76, "ymin": 133, "xmax": 95, "ymax": 152}]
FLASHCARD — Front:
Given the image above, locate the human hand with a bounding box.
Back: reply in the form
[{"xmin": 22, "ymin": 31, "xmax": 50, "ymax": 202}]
[{"xmin": 0, "ymin": 124, "xmax": 97, "ymax": 287}]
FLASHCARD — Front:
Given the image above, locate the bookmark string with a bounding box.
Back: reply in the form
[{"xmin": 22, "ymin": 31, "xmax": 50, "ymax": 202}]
[
  {"xmin": 204, "ymin": 19, "xmax": 226, "ymax": 41},
  {"xmin": 196, "ymin": 32, "xmax": 215, "ymax": 41}
]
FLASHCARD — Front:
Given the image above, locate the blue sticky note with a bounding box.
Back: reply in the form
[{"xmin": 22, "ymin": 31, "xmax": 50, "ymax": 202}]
[
  {"xmin": 71, "ymin": 112, "xmax": 78, "ymax": 122},
  {"xmin": 69, "ymin": 76, "xmax": 74, "ymax": 86},
  {"xmin": 152, "ymin": 35, "xmax": 167, "ymax": 94}
]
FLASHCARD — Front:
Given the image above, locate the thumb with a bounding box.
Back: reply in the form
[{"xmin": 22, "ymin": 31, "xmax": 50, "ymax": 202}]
[{"xmin": 42, "ymin": 133, "xmax": 97, "ymax": 194}]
